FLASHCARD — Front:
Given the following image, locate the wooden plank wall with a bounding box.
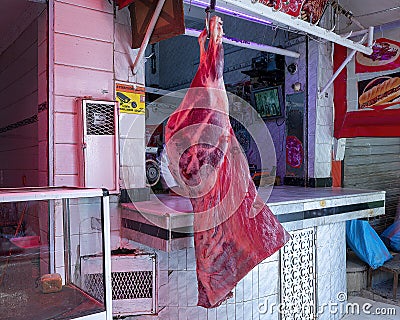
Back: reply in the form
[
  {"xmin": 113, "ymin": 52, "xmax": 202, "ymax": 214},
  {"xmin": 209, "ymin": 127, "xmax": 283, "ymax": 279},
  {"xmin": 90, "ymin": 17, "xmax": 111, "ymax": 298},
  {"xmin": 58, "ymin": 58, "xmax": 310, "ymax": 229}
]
[
  {"xmin": 0, "ymin": 18, "xmax": 40, "ymax": 187},
  {"xmin": 52, "ymin": 0, "xmax": 114, "ymax": 186},
  {"xmin": 344, "ymin": 137, "xmax": 400, "ymax": 233}
]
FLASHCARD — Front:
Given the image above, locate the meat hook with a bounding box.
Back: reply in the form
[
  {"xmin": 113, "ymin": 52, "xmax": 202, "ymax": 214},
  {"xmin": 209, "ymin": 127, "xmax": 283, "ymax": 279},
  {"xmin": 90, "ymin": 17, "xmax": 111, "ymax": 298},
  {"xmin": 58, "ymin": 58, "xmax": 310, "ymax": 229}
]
[
  {"xmin": 205, "ymin": 0, "xmax": 216, "ymax": 38},
  {"xmin": 341, "ymin": 30, "xmax": 353, "ymax": 39}
]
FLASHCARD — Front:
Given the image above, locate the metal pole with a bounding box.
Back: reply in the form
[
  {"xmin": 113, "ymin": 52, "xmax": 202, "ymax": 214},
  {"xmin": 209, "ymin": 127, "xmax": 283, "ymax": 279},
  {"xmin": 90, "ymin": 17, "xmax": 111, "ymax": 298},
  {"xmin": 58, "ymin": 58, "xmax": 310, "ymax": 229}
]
[
  {"xmin": 131, "ymin": 0, "xmax": 166, "ymax": 75},
  {"xmin": 319, "ymin": 49, "xmax": 357, "ymax": 97},
  {"xmin": 101, "ymin": 193, "xmax": 112, "ymax": 320},
  {"xmin": 48, "ymin": 0, "xmax": 56, "ymax": 274},
  {"xmin": 184, "ymin": 28, "xmax": 301, "ymax": 58},
  {"xmin": 214, "ymin": 0, "xmax": 373, "ymax": 55},
  {"xmin": 62, "ymin": 198, "xmax": 70, "ymax": 284},
  {"xmin": 319, "ymin": 24, "xmax": 373, "ymax": 97},
  {"xmin": 367, "ymin": 26, "xmax": 374, "ymax": 47}
]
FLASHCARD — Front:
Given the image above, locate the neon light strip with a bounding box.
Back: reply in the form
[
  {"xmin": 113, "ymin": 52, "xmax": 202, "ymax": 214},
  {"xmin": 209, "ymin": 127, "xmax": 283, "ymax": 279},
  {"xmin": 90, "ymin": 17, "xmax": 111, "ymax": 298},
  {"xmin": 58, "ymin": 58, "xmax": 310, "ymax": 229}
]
[
  {"xmin": 185, "ymin": 28, "xmax": 300, "ymax": 58},
  {"xmin": 185, "ymin": 0, "xmax": 373, "ymax": 55},
  {"xmin": 184, "ymin": 0, "xmax": 272, "ymax": 26}
]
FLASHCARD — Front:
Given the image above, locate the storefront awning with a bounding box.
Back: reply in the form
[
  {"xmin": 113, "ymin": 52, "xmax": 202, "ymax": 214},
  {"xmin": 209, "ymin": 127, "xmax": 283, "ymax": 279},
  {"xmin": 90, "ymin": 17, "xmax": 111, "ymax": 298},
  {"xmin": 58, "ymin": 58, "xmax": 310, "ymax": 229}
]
[{"xmin": 115, "ymin": 0, "xmax": 185, "ymax": 49}]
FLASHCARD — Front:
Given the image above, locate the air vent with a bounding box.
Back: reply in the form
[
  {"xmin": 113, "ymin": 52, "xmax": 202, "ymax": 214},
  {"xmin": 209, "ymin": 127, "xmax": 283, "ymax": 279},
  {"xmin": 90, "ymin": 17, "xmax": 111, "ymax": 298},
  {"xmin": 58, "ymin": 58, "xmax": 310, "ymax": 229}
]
[
  {"xmin": 83, "ymin": 271, "xmax": 153, "ymax": 302},
  {"xmin": 80, "ymin": 99, "xmax": 119, "ymax": 191},
  {"xmin": 86, "ymin": 103, "xmax": 115, "ymax": 135},
  {"xmin": 81, "ymin": 253, "xmax": 157, "ymax": 317}
]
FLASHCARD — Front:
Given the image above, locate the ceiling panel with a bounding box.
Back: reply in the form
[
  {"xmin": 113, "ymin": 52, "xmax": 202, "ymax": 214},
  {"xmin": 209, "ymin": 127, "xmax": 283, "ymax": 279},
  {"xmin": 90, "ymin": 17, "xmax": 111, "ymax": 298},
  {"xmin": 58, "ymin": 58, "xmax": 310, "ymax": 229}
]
[{"xmin": 335, "ymin": 0, "xmax": 400, "ymax": 32}]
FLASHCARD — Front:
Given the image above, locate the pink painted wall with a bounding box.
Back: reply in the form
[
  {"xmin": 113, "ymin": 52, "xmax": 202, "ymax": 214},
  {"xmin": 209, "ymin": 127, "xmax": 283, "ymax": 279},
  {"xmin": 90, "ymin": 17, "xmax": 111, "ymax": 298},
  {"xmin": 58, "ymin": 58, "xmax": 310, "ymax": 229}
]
[
  {"xmin": 52, "ymin": 0, "xmax": 114, "ymax": 186},
  {"xmin": 0, "ymin": 18, "xmax": 40, "ymax": 187},
  {"xmin": 51, "ymin": 0, "xmax": 146, "ymax": 189},
  {"xmin": 38, "ymin": 10, "xmax": 49, "ymax": 187}
]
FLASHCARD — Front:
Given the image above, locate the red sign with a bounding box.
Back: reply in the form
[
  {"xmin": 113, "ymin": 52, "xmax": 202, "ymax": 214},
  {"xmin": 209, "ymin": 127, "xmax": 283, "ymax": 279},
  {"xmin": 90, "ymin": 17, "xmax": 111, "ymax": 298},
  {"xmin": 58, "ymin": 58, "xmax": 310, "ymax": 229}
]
[
  {"xmin": 355, "ymin": 38, "xmax": 400, "ymax": 74},
  {"xmin": 334, "ymin": 41, "xmax": 400, "ymax": 138},
  {"xmin": 259, "ymin": 0, "xmax": 328, "ymax": 23},
  {"xmin": 286, "ymin": 135, "xmax": 303, "ymax": 168}
]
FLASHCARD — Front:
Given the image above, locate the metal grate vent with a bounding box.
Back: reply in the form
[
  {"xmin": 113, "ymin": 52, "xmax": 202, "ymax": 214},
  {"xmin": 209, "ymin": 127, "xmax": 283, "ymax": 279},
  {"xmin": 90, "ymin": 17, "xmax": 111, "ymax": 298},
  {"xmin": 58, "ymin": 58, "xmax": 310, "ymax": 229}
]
[
  {"xmin": 280, "ymin": 228, "xmax": 316, "ymax": 320},
  {"xmin": 84, "ymin": 271, "xmax": 153, "ymax": 302},
  {"xmin": 84, "ymin": 273, "xmax": 105, "ymax": 302},
  {"xmin": 80, "ymin": 253, "xmax": 157, "ymax": 316},
  {"xmin": 113, "ymin": 271, "xmax": 153, "ymax": 299},
  {"xmin": 86, "ymin": 103, "xmax": 115, "ymax": 135}
]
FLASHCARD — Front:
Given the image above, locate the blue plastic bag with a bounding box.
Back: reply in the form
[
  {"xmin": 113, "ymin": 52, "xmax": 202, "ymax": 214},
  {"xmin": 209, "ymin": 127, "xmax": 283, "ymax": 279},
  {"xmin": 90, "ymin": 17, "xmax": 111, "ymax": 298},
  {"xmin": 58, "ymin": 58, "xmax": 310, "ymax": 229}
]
[
  {"xmin": 346, "ymin": 220, "xmax": 392, "ymax": 269},
  {"xmin": 381, "ymin": 221, "xmax": 400, "ymax": 252}
]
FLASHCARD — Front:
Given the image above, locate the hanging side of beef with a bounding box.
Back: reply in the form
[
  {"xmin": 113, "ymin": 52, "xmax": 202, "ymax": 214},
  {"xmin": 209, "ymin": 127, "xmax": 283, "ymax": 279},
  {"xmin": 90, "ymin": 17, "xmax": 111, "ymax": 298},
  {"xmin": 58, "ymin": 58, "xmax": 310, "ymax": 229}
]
[{"xmin": 165, "ymin": 16, "xmax": 290, "ymax": 308}]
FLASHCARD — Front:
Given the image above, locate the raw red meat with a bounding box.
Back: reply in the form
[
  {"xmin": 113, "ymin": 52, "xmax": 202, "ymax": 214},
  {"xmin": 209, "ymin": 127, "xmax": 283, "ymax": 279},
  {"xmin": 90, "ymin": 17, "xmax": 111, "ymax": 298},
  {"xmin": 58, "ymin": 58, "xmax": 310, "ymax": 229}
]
[{"xmin": 165, "ymin": 16, "xmax": 290, "ymax": 308}]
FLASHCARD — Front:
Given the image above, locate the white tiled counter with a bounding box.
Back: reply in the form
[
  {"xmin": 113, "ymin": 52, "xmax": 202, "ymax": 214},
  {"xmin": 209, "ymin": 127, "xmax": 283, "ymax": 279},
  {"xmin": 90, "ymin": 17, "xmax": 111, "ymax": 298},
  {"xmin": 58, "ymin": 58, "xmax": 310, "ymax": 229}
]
[
  {"xmin": 121, "ymin": 186, "xmax": 385, "ymax": 251},
  {"xmin": 120, "ymin": 186, "xmax": 385, "ymax": 320}
]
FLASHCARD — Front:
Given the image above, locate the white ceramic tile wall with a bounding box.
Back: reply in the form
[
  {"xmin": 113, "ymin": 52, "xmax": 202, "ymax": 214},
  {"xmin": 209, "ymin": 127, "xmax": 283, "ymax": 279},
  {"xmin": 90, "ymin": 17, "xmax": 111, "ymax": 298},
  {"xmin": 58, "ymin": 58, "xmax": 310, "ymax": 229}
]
[
  {"xmin": 315, "ymin": 125, "xmax": 333, "ymax": 146},
  {"xmin": 316, "ymin": 222, "xmax": 347, "ymax": 320},
  {"xmin": 306, "ymin": 39, "xmax": 334, "ymax": 179},
  {"xmin": 120, "ymin": 220, "xmax": 348, "ymax": 320},
  {"xmin": 120, "ymin": 137, "xmax": 145, "ymax": 167},
  {"xmin": 120, "ymin": 165, "xmax": 146, "ymax": 189},
  {"xmin": 114, "ymin": 7, "xmax": 146, "ymax": 189},
  {"xmin": 119, "ymin": 113, "xmax": 146, "ymax": 139},
  {"xmin": 53, "ymin": 195, "xmax": 120, "ymax": 283},
  {"xmin": 119, "ymin": 239, "xmax": 284, "ymax": 320},
  {"xmin": 315, "ymin": 143, "xmax": 332, "ymax": 164},
  {"xmin": 109, "ymin": 196, "xmax": 120, "ymax": 233},
  {"xmin": 315, "ymin": 163, "xmax": 333, "ymax": 180}
]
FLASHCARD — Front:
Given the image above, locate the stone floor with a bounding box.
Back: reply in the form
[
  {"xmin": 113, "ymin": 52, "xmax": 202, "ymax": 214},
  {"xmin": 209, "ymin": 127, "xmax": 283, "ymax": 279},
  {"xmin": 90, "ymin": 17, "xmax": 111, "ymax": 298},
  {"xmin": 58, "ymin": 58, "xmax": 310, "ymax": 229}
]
[
  {"xmin": 0, "ymin": 239, "xmax": 104, "ymax": 320},
  {"xmin": 341, "ymin": 296, "xmax": 400, "ymax": 320}
]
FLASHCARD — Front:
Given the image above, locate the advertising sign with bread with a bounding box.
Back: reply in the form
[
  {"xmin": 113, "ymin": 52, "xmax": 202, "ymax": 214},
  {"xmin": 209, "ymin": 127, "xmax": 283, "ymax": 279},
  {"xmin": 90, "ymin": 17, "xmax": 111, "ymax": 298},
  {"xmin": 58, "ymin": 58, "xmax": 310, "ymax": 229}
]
[
  {"xmin": 358, "ymin": 74, "xmax": 400, "ymax": 111},
  {"xmin": 334, "ymin": 37, "xmax": 400, "ymax": 138}
]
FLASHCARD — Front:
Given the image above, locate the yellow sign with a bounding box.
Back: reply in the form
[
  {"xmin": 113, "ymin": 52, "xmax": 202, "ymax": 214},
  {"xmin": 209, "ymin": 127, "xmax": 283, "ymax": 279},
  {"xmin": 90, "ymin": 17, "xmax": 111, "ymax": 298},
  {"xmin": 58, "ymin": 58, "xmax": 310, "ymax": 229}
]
[{"xmin": 116, "ymin": 82, "xmax": 145, "ymax": 114}]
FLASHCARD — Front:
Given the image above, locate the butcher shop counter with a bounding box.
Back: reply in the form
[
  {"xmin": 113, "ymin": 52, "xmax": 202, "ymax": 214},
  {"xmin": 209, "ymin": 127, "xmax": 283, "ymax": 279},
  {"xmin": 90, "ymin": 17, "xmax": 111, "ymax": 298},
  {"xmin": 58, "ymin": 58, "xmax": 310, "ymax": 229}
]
[
  {"xmin": 121, "ymin": 186, "xmax": 385, "ymax": 319},
  {"xmin": 121, "ymin": 186, "xmax": 385, "ymax": 252}
]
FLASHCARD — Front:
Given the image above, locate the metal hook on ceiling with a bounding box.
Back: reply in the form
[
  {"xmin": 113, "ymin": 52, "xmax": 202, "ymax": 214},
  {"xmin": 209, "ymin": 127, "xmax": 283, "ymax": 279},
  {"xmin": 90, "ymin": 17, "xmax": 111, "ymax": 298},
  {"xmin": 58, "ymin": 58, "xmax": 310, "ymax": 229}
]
[
  {"xmin": 205, "ymin": 0, "xmax": 216, "ymax": 38},
  {"xmin": 356, "ymin": 34, "xmax": 368, "ymax": 44},
  {"xmin": 341, "ymin": 30, "xmax": 353, "ymax": 39},
  {"xmin": 205, "ymin": 10, "xmax": 210, "ymax": 37},
  {"xmin": 328, "ymin": 22, "xmax": 337, "ymax": 33}
]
